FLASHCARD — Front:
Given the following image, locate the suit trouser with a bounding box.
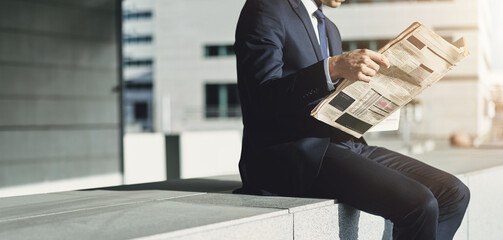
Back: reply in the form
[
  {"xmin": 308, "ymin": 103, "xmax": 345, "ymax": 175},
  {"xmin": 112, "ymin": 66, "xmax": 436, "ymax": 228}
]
[{"xmin": 307, "ymin": 139, "xmax": 470, "ymax": 240}]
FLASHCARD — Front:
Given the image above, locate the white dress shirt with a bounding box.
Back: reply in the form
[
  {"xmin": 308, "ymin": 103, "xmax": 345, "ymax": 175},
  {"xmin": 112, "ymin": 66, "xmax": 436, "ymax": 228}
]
[{"xmin": 301, "ymin": 0, "xmax": 323, "ymax": 44}]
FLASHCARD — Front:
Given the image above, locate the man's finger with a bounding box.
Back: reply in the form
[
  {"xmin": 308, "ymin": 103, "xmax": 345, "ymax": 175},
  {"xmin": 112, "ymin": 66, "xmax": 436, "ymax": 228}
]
[
  {"xmin": 366, "ymin": 50, "xmax": 391, "ymax": 68},
  {"xmin": 364, "ymin": 57, "xmax": 380, "ymax": 72},
  {"xmin": 361, "ymin": 65, "xmax": 377, "ymax": 77},
  {"xmin": 357, "ymin": 72, "xmax": 371, "ymax": 83}
]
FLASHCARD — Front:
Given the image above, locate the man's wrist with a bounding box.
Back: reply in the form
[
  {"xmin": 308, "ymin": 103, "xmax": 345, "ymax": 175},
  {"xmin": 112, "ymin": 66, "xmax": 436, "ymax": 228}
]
[{"xmin": 328, "ymin": 56, "xmax": 344, "ymax": 84}]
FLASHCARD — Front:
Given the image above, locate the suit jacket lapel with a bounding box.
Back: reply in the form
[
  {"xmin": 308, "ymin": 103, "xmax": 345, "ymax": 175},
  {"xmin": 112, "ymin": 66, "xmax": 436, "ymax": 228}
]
[{"xmin": 288, "ymin": 0, "xmax": 323, "ymax": 61}]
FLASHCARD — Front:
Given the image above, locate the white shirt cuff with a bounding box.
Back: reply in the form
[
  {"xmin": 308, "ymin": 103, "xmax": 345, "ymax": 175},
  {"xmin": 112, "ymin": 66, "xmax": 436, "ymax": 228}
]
[{"xmin": 323, "ymin": 58, "xmax": 336, "ymax": 91}]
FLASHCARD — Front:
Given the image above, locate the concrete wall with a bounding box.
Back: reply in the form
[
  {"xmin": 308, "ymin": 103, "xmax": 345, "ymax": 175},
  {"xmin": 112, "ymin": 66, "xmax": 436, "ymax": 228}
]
[{"xmin": 0, "ymin": 0, "xmax": 121, "ymax": 195}]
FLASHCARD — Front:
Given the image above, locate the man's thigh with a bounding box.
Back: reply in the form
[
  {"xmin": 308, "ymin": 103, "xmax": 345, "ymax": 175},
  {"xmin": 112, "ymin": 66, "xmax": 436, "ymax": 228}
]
[
  {"xmin": 365, "ymin": 146, "xmax": 467, "ymax": 211},
  {"xmin": 308, "ymin": 143, "xmax": 436, "ymax": 219}
]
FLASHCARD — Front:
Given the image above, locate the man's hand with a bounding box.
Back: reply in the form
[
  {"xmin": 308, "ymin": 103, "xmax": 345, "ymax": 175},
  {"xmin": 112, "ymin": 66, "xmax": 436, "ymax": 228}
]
[{"xmin": 328, "ymin": 49, "xmax": 391, "ymax": 83}]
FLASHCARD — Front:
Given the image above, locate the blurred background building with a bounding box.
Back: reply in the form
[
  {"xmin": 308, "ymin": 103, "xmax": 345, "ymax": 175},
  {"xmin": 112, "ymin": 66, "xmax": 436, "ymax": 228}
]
[{"xmin": 1, "ymin": 0, "xmax": 502, "ymax": 195}]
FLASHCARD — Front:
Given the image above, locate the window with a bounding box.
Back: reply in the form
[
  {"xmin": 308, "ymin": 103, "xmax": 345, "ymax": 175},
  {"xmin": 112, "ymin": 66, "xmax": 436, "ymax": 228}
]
[
  {"xmin": 123, "ymin": 35, "xmax": 153, "ymax": 44},
  {"xmin": 225, "ymin": 45, "xmax": 235, "ymax": 56},
  {"xmin": 204, "ymin": 44, "xmax": 235, "ymax": 57},
  {"xmin": 124, "ymin": 58, "xmax": 153, "ymax": 67},
  {"xmin": 134, "ymin": 102, "xmax": 148, "ymax": 120},
  {"xmin": 125, "ymin": 82, "xmax": 152, "ymax": 90},
  {"xmin": 205, "ymin": 83, "xmax": 241, "ymax": 118},
  {"xmin": 206, "ymin": 46, "xmax": 220, "ymax": 57},
  {"xmin": 123, "ymin": 11, "xmax": 152, "ymax": 20}
]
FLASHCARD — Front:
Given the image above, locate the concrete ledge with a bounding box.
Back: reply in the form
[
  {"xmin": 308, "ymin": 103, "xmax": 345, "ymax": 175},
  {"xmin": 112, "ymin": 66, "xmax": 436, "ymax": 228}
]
[{"xmin": 1, "ymin": 148, "xmax": 502, "ymax": 239}]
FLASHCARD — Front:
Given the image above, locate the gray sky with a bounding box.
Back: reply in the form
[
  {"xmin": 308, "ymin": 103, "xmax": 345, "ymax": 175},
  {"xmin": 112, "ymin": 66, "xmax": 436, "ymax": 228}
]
[{"xmin": 490, "ymin": 0, "xmax": 503, "ymax": 70}]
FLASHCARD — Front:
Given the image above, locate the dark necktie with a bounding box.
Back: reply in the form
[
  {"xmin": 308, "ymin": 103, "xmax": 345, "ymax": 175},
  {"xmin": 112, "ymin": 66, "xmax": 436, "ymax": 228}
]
[{"xmin": 313, "ymin": 9, "xmax": 329, "ymax": 59}]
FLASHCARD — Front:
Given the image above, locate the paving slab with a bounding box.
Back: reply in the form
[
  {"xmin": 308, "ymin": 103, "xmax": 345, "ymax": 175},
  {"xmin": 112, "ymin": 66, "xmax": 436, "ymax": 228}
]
[
  {"xmin": 0, "ymin": 190, "xmax": 202, "ymax": 222},
  {"xmin": 167, "ymin": 192, "xmax": 334, "ymax": 213},
  {"xmin": 0, "ymin": 192, "xmax": 287, "ymax": 240}
]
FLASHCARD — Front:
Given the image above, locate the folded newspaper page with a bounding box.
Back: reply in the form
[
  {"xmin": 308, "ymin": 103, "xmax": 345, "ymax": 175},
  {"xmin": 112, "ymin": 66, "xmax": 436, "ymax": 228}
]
[{"xmin": 311, "ymin": 22, "xmax": 469, "ymax": 138}]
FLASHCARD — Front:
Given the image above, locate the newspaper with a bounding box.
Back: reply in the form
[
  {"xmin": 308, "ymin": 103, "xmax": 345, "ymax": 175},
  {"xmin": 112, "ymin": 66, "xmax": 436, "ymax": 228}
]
[
  {"xmin": 311, "ymin": 22, "xmax": 469, "ymax": 138},
  {"xmin": 368, "ymin": 109, "xmax": 400, "ymax": 132}
]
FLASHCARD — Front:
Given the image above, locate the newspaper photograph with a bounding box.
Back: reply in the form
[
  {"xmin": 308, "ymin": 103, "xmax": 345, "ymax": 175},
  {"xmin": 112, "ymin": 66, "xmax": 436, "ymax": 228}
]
[{"xmin": 311, "ymin": 22, "xmax": 470, "ymax": 138}]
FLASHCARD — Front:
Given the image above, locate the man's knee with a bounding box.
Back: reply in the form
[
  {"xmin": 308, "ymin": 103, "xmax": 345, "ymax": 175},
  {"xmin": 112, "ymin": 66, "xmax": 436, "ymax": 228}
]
[
  {"xmin": 396, "ymin": 185, "xmax": 439, "ymax": 224},
  {"xmin": 415, "ymin": 189, "xmax": 439, "ymax": 217},
  {"xmin": 448, "ymin": 177, "xmax": 470, "ymax": 211}
]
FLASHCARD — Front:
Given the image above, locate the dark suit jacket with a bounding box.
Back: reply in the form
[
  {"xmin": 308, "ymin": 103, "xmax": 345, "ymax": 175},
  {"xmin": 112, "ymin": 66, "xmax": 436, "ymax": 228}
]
[{"xmin": 235, "ymin": 0, "xmax": 356, "ymax": 196}]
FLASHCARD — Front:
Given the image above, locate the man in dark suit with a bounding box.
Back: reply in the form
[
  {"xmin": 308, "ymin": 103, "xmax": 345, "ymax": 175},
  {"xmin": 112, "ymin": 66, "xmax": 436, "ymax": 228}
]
[{"xmin": 234, "ymin": 0, "xmax": 470, "ymax": 239}]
